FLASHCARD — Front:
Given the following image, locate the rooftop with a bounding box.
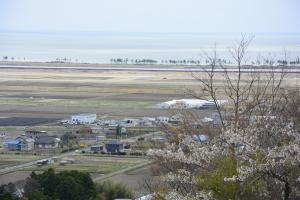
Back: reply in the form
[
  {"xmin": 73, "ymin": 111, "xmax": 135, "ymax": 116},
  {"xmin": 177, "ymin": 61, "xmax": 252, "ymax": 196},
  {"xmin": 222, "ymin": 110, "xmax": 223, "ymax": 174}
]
[
  {"xmin": 35, "ymin": 136, "xmax": 59, "ymax": 144},
  {"xmin": 106, "ymin": 140, "xmax": 123, "ymax": 145}
]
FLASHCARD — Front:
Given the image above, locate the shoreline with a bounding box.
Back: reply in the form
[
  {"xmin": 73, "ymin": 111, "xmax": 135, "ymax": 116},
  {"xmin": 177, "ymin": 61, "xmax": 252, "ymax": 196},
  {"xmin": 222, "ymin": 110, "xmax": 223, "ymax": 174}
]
[{"xmin": 0, "ymin": 61, "xmax": 300, "ymax": 73}]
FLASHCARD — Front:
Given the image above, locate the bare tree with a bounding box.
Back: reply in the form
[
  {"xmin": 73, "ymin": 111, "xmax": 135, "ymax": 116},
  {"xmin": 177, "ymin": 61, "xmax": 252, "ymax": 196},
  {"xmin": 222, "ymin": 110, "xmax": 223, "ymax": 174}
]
[
  {"xmin": 189, "ymin": 35, "xmax": 287, "ymax": 132},
  {"xmin": 148, "ymin": 36, "xmax": 300, "ymax": 200}
]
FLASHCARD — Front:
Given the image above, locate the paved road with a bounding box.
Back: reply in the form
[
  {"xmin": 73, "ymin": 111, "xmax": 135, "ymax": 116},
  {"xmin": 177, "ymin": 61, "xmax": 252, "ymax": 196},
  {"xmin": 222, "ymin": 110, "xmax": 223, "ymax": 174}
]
[{"xmin": 0, "ymin": 64, "xmax": 299, "ymax": 73}]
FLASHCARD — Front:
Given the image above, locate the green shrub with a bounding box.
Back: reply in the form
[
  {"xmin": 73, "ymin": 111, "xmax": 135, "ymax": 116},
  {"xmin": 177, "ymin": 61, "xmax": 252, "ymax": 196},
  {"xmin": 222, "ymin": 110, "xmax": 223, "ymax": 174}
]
[{"xmin": 96, "ymin": 181, "xmax": 133, "ymax": 200}]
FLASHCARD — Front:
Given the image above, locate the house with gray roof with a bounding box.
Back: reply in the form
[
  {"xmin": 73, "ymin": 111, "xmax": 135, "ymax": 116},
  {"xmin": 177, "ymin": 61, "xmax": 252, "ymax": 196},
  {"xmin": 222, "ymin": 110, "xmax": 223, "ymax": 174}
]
[{"xmin": 34, "ymin": 136, "xmax": 61, "ymax": 149}]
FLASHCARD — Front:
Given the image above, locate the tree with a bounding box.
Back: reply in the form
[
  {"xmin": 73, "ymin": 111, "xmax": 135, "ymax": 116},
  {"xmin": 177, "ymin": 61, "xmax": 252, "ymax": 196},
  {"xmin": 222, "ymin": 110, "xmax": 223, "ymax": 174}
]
[
  {"xmin": 25, "ymin": 191, "xmax": 51, "ymax": 200},
  {"xmin": 0, "ymin": 183, "xmax": 17, "ymax": 200},
  {"xmin": 95, "ymin": 181, "xmax": 133, "ymax": 200},
  {"xmin": 24, "ymin": 169, "xmax": 96, "ymax": 200},
  {"xmin": 149, "ymin": 36, "xmax": 300, "ymax": 200}
]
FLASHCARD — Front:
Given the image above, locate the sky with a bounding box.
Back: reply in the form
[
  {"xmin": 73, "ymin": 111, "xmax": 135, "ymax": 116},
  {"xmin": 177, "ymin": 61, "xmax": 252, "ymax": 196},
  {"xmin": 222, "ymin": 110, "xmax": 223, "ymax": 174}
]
[{"xmin": 0, "ymin": 0, "xmax": 299, "ymax": 33}]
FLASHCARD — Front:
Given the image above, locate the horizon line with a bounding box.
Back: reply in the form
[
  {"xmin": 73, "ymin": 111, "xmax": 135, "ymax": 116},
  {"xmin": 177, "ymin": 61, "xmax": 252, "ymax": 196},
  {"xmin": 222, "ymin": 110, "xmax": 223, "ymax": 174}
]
[{"xmin": 1, "ymin": 29, "xmax": 300, "ymax": 35}]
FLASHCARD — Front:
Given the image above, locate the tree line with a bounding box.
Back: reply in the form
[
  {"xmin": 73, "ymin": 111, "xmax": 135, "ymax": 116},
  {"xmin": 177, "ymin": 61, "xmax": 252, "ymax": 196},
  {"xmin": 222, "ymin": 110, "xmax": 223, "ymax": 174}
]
[{"xmin": 110, "ymin": 57, "xmax": 300, "ymax": 66}]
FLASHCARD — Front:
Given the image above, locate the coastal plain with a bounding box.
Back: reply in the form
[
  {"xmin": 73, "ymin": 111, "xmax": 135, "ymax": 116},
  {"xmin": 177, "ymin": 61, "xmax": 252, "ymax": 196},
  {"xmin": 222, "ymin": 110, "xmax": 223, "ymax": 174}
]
[
  {"xmin": 0, "ymin": 64, "xmax": 194, "ymax": 120},
  {"xmin": 0, "ymin": 62, "xmax": 299, "ymax": 122}
]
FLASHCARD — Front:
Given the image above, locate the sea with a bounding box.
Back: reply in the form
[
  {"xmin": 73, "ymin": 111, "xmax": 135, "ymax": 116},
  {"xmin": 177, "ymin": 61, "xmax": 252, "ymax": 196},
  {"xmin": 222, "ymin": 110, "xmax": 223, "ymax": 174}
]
[{"xmin": 0, "ymin": 31, "xmax": 299, "ymax": 64}]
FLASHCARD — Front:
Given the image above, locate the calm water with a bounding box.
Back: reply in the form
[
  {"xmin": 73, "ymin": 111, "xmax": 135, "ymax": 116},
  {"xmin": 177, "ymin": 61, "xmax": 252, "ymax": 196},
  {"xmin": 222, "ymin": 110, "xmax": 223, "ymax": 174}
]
[{"xmin": 0, "ymin": 31, "xmax": 299, "ymax": 63}]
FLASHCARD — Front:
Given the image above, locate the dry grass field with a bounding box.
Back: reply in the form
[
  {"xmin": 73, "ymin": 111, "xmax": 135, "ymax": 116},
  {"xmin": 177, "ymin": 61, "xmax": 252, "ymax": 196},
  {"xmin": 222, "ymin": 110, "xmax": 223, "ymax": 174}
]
[
  {"xmin": 0, "ymin": 66, "xmax": 299, "ymax": 119},
  {"xmin": 0, "ymin": 67, "xmax": 203, "ymax": 119},
  {"xmin": 0, "ymin": 154, "xmax": 46, "ymax": 169}
]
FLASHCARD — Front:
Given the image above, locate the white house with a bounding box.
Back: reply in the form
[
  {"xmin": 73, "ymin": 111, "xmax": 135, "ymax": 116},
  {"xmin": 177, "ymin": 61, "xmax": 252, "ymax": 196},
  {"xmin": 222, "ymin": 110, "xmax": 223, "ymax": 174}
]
[
  {"xmin": 71, "ymin": 113, "xmax": 97, "ymax": 124},
  {"xmin": 156, "ymin": 116, "xmax": 169, "ymax": 123},
  {"xmin": 140, "ymin": 117, "xmax": 156, "ymax": 126},
  {"xmin": 122, "ymin": 118, "xmax": 139, "ymax": 127},
  {"xmin": 201, "ymin": 117, "xmax": 214, "ymax": 123}
]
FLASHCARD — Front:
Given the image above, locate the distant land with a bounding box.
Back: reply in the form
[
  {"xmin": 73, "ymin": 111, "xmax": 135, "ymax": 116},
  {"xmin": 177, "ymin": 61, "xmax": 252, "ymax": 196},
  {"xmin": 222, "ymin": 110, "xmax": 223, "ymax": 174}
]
[{"xmin": 0, "ymin": 61, "xmax": 300, "ymax": 73}]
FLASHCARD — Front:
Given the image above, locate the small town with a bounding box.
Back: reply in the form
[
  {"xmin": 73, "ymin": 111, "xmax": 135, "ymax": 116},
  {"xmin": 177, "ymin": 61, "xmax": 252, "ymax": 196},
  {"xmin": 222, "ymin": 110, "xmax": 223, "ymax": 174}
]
[
  {"xmin": 0, "ymin": 105, "xmax": 220, "ymax": 199},
  {"xmin": 1, "ymin": 1, "xmax": 300, "ymax": 200}
]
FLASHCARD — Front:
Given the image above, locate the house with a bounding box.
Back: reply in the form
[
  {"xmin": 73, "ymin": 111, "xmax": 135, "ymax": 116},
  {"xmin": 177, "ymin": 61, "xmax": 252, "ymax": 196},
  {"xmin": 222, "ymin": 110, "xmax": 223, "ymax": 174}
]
[
  {"xmin": 0, "ymin": 132, "xmax": 6, "ymax": 139},
  {"xmin": 3, "ymin": 137, "xmax": 34, "ymax": 151},
  {"xmin": 25, "ymin": 130, "xmax": 47, "ymax": 139},
  {"xmin": 169, "ymin": 113, "xmax": 184, "ymax": 124},
  {"xmin": 122, "ymin": 118, "xmax": 139, "ymax": 127},
  {"xmin": 76, "ymin": 127, "xmax": 93, "ymax": 134},
  {"xmin": 156, "ymin": 116, "xmax": 169, "ymax": 124},
  {"xmin": 101, "ymin": 119, "xmax": 119, "ymax": 126},
  {"xmin": 105, "ymin": 140, "xmax": 124, "ymax": 153},
  {"xmin": 71, "ymin": 113, "xmax": 97, "ymax": 124},
  {"xmin": 16, "ymin": 137, "xmax": 34, "ymax": 151},
  {"xmin": 34, "ymin": 136, "xmax": 61, "ymax": 149},
  {"xmin": 140, "ymin": 117, "xmax": 156, "ymax": 126},
  {"xmin": 3, "ymin": 139, "xmax": 21, "ymax": 151},
  {"xmin": 90, "ymin": 145, "xmax": 103, "ymax": 153}
]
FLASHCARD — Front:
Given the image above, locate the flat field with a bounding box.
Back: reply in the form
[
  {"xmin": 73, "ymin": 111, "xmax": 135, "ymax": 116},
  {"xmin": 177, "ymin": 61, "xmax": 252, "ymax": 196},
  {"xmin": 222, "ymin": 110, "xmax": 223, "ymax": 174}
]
[
  {"xmin": 0, "ymin": 64, "xmax": 299, "ymax": 124},
  {"xmin": 23, "ymin": 154, "xmax": 148, "ymax": 175},
  {"xmin": 0, "ymin": 66, "xmax": 210, "ymax": 120},
  {"xmin": 0, "ymin": 154, "xmax": 45, "ymax": 169},
  {"xmin": 0, "ymin": 154, "xmax": 149, "ymax": 185}
]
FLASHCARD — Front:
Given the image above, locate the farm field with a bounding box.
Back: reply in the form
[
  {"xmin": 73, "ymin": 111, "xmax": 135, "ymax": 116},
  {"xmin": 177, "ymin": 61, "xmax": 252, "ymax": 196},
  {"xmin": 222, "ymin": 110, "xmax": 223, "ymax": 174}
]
[
  {"xmin": 0, "ymin": 154, "xmax": 46, "ymax": 169},
  {"xmin": 1, "ymin": 65, "xmax": 298, "ymax": 121},
  {"xmin": 0, "ymin": 154, "xmax": 150, "ymax": 185},
  {"xmin": 23, "ymin": 154, "xmax": 149, "ymax": 174},
  {"xmin": 0, "ymin": 66, "xmax": 221, "ymax": 121}
]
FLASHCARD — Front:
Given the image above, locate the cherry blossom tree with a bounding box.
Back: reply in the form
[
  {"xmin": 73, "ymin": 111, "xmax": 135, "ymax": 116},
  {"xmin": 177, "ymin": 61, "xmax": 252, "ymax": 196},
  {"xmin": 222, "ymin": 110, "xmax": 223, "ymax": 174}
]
[{"xmin": 149, "ymin": 36, "xmax": 300, "ymax": 200}]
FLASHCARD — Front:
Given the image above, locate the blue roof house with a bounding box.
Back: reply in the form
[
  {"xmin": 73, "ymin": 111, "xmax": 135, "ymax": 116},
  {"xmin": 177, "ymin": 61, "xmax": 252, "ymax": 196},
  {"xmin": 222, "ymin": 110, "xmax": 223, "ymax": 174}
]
[
  {"xmin": 105, "ymin": 141, "xmax": 124, "ymax": 153},
  {"xmin": 3, "ymin": 137, "xmax": 35, "ymax": 151},
  {"xmin": 3, "ymin": 139, "xmax": 22, "ymax": 151}
]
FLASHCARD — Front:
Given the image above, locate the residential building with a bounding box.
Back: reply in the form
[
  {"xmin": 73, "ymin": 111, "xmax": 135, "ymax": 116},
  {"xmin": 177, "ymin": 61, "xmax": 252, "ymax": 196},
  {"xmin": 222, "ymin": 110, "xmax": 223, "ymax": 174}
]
[
  {"xmin": 122, "ymin": 118, "xmax": 139, "ymax": 127},
  {"xmin": 3, "ymin": 137, "xmax": 34, "ymax": 151},
  {"xmin": 25, "ymin": 130, "xmax": 47, "ymax": 139},
  {"xmin": 3, "ymin": 139, "xmax": 21, "ymax": 151},
  {"xmin": 34, "ymin": 136, "xmax": 61, "ymax": 149},
  {"xmin": 90, "ymin": 145, "xmax": 103, "ymax": 153},
  {"xmin": 105, "ymin": 140, "xmax": 124, "ymax": 153},
  {"xmin": 156, "ymin": 116, "xmax": 169, "ymax": 123}
]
